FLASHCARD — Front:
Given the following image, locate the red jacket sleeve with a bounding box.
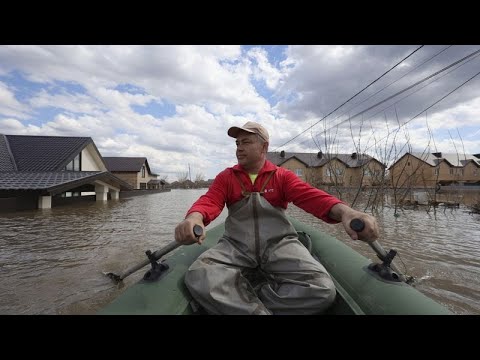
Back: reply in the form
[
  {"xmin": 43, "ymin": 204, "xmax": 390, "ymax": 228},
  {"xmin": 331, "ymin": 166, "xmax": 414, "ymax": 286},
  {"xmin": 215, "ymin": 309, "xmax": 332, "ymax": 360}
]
[
  {"xmin": 185, "ymin": 169, "xmax": 229, "ymax": 226},
  {"xmin": 281, "ymin": 169, "xmax": 344, "ymax": 223}
]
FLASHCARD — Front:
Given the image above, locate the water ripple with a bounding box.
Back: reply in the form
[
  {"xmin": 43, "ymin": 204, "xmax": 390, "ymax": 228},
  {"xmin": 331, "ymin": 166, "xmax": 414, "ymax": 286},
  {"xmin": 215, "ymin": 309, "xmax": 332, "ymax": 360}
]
[{"xmin": 1, "ymin": 189, "xmax": 478, "ymax": 314}]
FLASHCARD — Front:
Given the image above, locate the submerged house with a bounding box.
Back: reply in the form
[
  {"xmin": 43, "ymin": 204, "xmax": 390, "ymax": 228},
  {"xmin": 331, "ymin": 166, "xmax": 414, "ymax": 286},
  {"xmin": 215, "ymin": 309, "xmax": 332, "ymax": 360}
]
[
  {"xmin": 388, "ymin": 152, "xmax": 480, "ymax": 188},
  {"xmin": 103, "ymin": 157, "xmax": 164, "ymax": 190},
  {"xmin": 0, "ymin": 134, "xmax": 133, "ymax": 211},
  {"xmin": 267, "ymin": 151, "xmax": 386, "ymax": 188}
]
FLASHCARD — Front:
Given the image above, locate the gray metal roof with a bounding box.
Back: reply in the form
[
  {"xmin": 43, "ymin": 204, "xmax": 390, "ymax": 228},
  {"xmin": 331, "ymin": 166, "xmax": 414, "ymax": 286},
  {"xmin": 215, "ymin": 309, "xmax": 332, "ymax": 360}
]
[
  {"xmin": 148, "ymin": 179, "xmax": 165, "ymax": 184},
  {"xmin": 103, "ymin": 157, "xmax": 151, "ymax": 173},
  {"xmin": 267, "ymin": 152, "xmax": 382, "ymax": 168},
  {"xmin": 0, "ymin": 135, "xmax": 16, "ymax": 171},
  {"xmin": 410, "ymin": 152, "xmax": 480, "ymax": 167},
  {"xmin": 0, "ymin": 171, "xmax": 102, "ymax": 190},
  {"xmin": 4, "ymin": 134, "xmax": 92, "ymax": 171},
  {"xmin": 0, "ymin": 171, "xmax": 133, "ymax": 193},
  {"xmin": 409, "ymin": 152, "xmax": 438, "ymax": 166}
]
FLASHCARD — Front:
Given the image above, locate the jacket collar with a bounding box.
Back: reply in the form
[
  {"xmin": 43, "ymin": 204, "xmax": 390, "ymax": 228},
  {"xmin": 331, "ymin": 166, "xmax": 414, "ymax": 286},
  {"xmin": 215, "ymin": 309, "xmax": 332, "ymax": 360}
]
[{"xmin": 231, "ymin": 160, "xmax": 277, "ymax": 175}]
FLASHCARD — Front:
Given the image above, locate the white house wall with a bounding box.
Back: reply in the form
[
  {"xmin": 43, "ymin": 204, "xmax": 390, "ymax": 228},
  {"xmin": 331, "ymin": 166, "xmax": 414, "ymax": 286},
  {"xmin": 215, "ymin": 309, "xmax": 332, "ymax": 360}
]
[
  {"xmin": 136, "ymin": 162, "xmax": 158, "ymax": 189},
  {"xmin": 82, "ymin": 144, "xmax": 107, "ymax": 171}
]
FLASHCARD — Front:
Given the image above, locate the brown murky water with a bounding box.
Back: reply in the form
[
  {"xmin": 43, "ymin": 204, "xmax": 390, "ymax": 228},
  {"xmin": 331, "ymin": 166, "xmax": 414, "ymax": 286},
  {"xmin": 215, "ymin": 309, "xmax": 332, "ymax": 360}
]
[{"xmin": 0, "ymin": 189, "xmax": 479, "ymax": 314}]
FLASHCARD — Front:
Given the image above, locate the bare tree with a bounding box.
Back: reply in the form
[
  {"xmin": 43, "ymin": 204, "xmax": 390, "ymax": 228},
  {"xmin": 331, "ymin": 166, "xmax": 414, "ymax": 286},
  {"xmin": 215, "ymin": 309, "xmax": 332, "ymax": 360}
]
[
  {"xmin": 195, "ymin": 172, "xmax": 205, "ymax": 183},
  {"xmin": 177, "ymin": 171, "xmax": 189, "ymax": 182}
]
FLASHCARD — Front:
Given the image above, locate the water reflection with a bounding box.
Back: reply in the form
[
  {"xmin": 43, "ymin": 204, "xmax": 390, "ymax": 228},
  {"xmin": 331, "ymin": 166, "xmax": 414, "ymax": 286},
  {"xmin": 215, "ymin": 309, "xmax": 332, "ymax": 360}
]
[
  {"xmin": 286, "ymin": 192, "xmax": 480, "ymax": 315},
  {"xmin": 0, "ymin": 189, "xmax": 479, "ymax": 314}
]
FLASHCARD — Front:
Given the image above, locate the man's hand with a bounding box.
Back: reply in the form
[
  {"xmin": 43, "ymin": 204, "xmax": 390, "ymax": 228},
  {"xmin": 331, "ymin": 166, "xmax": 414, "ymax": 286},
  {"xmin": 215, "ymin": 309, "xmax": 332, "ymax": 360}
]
[
  {"xmin": 174, "ymin": 212, "xmax": 206, "ymax": 245},
  {"xmin": 329, "ymin": 203, "xmax": 379, "ymax": 242}
]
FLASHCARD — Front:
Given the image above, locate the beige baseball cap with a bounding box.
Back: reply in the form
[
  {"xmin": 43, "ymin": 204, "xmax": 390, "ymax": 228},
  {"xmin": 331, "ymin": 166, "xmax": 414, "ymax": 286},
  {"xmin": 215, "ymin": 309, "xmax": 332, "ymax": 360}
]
[{"xmin": 227, "ymin": 121, "xmax": 269, "ymax": 142}]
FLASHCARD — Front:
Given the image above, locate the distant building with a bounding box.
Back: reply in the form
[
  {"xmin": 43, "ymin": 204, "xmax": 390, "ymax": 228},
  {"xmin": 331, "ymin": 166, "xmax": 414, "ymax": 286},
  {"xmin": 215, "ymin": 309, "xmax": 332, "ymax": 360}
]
[
  {"xmin": 268, "ymin": 151, "xmax": 386, "ymax": 188},
  {"xmin": 389, "ymin": 152, "xmax": 480, "ymax": 188},
  {"xmin": 103, "ymin": 157, "xmax": 163, "ymax": 189},
  {"xmin": 0, "ymin": 134, "xmax": 132, "ymax": 211}
]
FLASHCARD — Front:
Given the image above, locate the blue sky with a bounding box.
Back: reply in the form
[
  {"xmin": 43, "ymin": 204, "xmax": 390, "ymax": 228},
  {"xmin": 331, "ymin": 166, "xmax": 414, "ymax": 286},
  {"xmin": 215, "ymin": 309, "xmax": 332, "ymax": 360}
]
[{"xmin": 0, "ymin": 45, "xmax": 479, "ymax": 180}]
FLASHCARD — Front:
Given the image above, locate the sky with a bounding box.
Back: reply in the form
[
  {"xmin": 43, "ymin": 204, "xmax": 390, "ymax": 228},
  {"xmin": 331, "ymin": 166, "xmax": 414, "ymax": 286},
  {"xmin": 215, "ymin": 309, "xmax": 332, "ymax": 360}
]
[{"xmin": 0, "ymin": 45, "xmax": 479, "ymax": 181}]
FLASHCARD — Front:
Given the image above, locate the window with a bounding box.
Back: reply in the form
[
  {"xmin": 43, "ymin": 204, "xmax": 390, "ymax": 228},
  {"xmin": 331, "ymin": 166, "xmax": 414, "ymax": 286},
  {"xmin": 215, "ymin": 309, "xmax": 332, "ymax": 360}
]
[
  {"xmin": 449, "ymin": 168, "xmax": 453, "ymax": 175},
  {"xmin": 141, "ymin": 166, "xmax": 146, "ymax": 178},
  {"xmin": 407, "ymin": 162, "xmax": 410, "ymax": 166},
  {"xmin": 140, "ymin": 182, "xmax": 147, "ymax": 189},
  {"xmin": 65, "ymin": 153, "xmax": 81, "ymax": 171},
  {"xmin": 434, "ymin": 168, "xmax": 439, "ymax": 176},
  {"xmin": 295, "ymin": 169, "xmax": 303, "ymax": 177}
]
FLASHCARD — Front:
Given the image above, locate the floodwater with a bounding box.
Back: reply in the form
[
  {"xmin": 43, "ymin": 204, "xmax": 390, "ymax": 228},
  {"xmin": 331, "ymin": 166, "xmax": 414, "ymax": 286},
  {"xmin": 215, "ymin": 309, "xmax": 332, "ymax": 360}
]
[{"xmin": 0, "ymin": 189, "xmax": 479, "ymax": 315}]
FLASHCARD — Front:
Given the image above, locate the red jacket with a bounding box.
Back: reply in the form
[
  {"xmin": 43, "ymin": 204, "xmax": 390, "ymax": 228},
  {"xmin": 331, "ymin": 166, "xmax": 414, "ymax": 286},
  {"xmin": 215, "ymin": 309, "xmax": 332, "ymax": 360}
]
[{"xmin": 187, "ymin": 160, "xmax": 343, "ymax": 226}]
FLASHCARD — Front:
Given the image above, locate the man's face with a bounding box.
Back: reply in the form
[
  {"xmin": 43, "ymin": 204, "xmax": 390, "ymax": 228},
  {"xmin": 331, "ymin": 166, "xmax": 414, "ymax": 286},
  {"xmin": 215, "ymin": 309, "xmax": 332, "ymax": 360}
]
[{"xmin": 235, "ymin": 132, "xmax": 267, "ymax": 169}]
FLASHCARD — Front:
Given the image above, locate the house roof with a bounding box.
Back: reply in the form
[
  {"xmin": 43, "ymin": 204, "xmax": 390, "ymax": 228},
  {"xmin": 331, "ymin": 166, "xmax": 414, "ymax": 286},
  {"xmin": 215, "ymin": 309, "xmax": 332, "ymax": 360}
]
[
  {"xmin": 407, "ymin": 152, "xmax": 480, "ymax": 167},
  {"xmin": 0, "ymin": 135, "xmax": 16, "ymax": 171},
  {"xmin": 440, "ymin": 153, "xmax": 480, "ymax": 167},
  {"xmin": 148, "ymin": 179, "xmax": 165, "ymax": 185},
  {"xmin": 267, "ymin": 152, "xmax": 382, "ymax": 168},
  {"xmin": 0, "ymin": 171, "xmax": 133, "ymax": 194},
  {"xmin": 103, "ymin": 157, "xmax": 152, "ymax": 173},
  {"xmin": 2, "ymin": 134, "xmax": 94, "ymax": 171}
]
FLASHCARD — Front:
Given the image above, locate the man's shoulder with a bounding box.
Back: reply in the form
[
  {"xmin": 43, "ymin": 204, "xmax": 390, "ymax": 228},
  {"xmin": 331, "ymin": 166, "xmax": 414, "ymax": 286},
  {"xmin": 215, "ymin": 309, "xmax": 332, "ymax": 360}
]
[
  {"xmin": 273, "ymin": 165, "xmax": 293, "ymax": 176},
  {"xmin": 214, "ymin": 166, "xmax": 236, "ymax": 179}
]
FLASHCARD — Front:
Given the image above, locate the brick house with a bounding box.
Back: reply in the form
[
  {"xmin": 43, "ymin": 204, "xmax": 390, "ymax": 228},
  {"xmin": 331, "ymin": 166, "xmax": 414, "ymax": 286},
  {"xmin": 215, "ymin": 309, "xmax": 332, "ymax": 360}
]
[
  {"xmin": 103, "ymin": 157, "xmax": 163, "ymax": 190},
  {"xmin": 388, "ymin": 152, "xmax": 480, "ymax": 188},
  {"xmin": 267, "ymin": 151, "xmax": 386, "ymax": 188}
]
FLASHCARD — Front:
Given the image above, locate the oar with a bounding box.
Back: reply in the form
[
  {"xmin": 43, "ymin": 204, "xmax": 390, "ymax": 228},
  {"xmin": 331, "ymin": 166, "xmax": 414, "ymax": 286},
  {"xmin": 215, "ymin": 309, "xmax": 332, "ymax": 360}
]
[
  {"xmin": 105, "ymin": 224, "xmax": 203, "ymax": 284},
  {"xmin": 350, "ymin": 218, "xmax": 409, "ymax": 283}
]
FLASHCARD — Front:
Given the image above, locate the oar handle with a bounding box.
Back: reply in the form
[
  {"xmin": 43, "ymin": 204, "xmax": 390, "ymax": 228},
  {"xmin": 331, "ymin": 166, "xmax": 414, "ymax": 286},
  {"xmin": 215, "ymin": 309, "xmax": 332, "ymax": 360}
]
[
  {"xmin": 117, "ymin": 225, "xmax": 203, "ymax": 281},
  {"xmin": 350, "ymin": 218, "xmax": 406, "ymax": 282},
  {"xmin": 350, "ymin": 218, "xmax": 389, "ymax": 260}
]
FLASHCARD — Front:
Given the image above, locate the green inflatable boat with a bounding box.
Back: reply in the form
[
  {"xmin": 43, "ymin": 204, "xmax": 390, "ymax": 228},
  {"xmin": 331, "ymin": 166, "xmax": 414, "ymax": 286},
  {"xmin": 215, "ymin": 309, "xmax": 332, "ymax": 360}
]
[{"xmin": 99, "ymin": 217, "xmax": 452, "ymax": 315}]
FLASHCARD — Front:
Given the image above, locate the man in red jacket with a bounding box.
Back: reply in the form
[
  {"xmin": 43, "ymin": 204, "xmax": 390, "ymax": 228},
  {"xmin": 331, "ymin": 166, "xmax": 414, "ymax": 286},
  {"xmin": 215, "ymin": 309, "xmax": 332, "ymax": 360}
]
[{"xmin": 175, "ymin": 121, "xmax": 379, "ymax": 314}]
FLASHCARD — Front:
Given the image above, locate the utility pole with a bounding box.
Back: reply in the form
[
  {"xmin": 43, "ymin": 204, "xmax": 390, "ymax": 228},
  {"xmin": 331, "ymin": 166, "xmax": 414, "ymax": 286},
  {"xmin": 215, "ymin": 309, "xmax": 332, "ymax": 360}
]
[{"xmin": 188, "ymin": 164, "xmax": 191, "ymax": 181}]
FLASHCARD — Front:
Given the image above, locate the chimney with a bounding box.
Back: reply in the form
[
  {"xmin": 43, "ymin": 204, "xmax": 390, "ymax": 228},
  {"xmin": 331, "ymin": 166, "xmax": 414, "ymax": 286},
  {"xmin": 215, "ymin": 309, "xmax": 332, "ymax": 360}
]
[
  {"xmin": 351, "ymin": 152, "xmax": 357, "ymax": 159},
  {"xmin": 280, "ymin": 150, "xmax": 285, "ymax": 158},
  {"xmin": 317, "ymin": 151, "xmax": 323, "ymax": 159},
  {"xmin": 432, "ymin": 152, "xmax": 442, "ymax": 158}
]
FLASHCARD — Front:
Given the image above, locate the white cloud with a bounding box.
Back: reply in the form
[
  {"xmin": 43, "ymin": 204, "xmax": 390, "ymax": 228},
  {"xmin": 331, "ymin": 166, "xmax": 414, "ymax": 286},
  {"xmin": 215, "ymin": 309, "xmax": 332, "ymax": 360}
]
[
  {"xmin": 29, "ymin": 89, "xmax": 106, "ymax": 115},
  {"xmin": 0, "ymin": 118, "xmax": 25, "ymax": 132},
  {"xmin": 247, "ymin": 47, "xmax": 283, "ymax": 89},
  {"xmin": 0, "ymin": 45, "xmax": 479, "ymax": 179},
  {"xmin": 423, "ymin": 96, "xmax": 480, "ymax": 130},
  {"xmin": 0, "ymin": 81, "xmax": 31, "ymax": 119},
  {"xmin": 0, "ymin": 45, "xmax": 271, "ymax": 115}
]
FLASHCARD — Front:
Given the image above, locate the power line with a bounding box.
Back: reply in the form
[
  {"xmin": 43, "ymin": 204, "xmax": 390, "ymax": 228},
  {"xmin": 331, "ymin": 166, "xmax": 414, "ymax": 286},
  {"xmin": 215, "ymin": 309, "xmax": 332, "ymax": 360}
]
[
  {"xmin": 362, "ymin": 69, "xmax": 480, "ymax": 155},
  {"xmin": 332, "ymin": 45, "xmax": 452, "ymax": 126},
  {"xmin": 273, "ymin": 45, "xmax": 425, "ymax": 151},
  {"xmin": 324, "ymin": 48, "xmax": 480, "ymax": 128},
  {"xmin": 281, "ymin": 47, "xmax": 480, "ymax": 153}
]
